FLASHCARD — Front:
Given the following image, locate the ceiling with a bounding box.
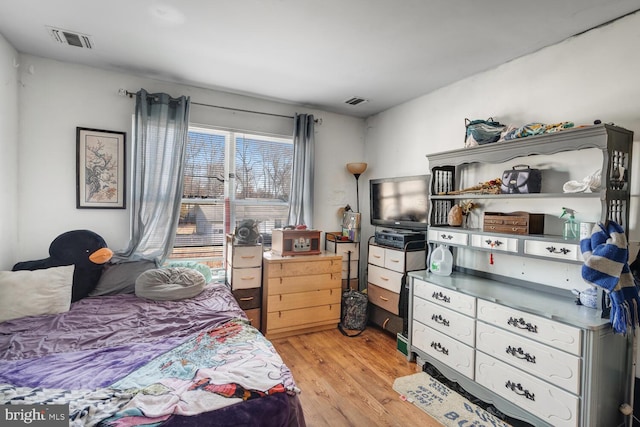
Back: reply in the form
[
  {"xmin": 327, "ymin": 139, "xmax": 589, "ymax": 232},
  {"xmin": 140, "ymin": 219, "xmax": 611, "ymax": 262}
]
[{"xmin": 1, "ymin": 1, "xmax": 639, "ymax": 118}]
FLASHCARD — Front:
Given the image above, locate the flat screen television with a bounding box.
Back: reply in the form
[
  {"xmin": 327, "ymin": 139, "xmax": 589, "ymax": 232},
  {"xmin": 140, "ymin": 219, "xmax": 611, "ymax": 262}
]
[{"xmin": 369, "ymin": 174, "xmax": 429, "ymax": 230}]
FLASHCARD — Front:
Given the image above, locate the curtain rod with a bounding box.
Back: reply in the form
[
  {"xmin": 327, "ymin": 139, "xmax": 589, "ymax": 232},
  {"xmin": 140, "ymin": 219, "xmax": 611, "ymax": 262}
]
[{"xmin": 120, "ymin": 89, "xmax": 321, "ymax": 123}]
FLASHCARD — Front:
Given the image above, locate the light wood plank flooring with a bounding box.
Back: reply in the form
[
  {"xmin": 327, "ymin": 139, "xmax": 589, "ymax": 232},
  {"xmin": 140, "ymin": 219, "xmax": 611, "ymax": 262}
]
[{"xmin": 270, "ymin": 326, "xmax": 442, "ymax": 427}]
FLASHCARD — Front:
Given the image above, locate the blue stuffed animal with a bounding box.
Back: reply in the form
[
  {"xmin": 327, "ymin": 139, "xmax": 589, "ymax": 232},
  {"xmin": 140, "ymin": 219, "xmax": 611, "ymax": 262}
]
[{"xmin": 12, "ymin": 230, "xmax": 113, "ymax": 301}]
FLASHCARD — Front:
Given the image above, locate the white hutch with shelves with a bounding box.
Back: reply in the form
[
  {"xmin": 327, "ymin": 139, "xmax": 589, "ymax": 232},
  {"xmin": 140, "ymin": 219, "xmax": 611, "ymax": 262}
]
[{"xmin": 408, "ymin": 124, "xmax": 635, "ymax": 427}]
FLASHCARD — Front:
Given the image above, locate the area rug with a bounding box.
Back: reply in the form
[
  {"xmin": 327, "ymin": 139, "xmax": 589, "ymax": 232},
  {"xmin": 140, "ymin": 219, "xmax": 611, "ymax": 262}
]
[{"xmin": 393, "ymin": 372, "xmax": 512, "ymax": 427}]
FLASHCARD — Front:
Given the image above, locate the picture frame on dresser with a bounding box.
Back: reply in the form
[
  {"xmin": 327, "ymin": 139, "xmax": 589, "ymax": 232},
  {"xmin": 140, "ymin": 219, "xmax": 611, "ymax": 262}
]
[{"xmin": 76, "ymin": 127, "xmax": 126, "ymax": 209}]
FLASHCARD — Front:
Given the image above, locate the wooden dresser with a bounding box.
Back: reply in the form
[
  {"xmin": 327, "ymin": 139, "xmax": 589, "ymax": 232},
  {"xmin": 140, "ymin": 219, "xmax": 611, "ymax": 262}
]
[{"xmin": 262, "ymin": 250, "xmax": 342, "ymax": 339}]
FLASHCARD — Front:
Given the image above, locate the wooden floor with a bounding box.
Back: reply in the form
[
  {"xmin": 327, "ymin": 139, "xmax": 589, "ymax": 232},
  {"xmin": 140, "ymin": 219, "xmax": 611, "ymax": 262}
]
[{"xmin": 270, "ymin": 326, "xmax": 443, "ymax": 427}]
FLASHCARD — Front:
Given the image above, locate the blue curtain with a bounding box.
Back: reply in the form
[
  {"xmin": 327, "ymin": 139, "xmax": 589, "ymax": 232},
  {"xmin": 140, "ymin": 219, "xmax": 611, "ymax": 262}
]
[
  {"xmin": 117, "ymin": 89, "xmax": 191, "ymax": 264},
  {"xmin": 287, "ymin": 114, "xmax": 315, "ymax": 227}
]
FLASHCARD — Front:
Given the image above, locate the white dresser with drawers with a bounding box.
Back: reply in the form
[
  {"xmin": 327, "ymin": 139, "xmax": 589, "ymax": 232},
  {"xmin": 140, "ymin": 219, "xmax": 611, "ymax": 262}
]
[
  {"xmin": 225, "ymin": 234, "xmax": 263, "ymax": 329},
  {"xmin": 408, "ymin": 270, "xmax": 630, "ymax": 427},
  {"xmin": 367, "ymin": 240, "xmax": 426, "ymax": 335}
]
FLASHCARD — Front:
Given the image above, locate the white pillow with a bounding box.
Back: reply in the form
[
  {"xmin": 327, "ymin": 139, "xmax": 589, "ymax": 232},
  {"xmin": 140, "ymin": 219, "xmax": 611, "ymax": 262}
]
[{"xmin": 0, "ymin": 265, "xmax": 75, "ymax": 323}]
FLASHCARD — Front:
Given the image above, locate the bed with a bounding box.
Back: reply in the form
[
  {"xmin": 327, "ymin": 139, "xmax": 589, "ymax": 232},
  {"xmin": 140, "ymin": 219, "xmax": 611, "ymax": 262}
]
[{"xmin": 0, "ymin": 271, "xmax": 306, "ymax": 427}]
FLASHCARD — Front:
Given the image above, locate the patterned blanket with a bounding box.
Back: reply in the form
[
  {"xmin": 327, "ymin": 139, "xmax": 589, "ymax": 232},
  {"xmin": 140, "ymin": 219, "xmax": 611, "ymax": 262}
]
[{"xmin": 0, "ymin": 285, "xmax": 299, "ymax": 426}]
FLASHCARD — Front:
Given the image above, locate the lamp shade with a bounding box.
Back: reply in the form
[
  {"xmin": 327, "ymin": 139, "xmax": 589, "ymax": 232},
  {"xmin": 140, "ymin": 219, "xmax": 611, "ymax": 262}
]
[{"xmin": 346, "ymin": 162, "xmax": 368, "ymax": 175}]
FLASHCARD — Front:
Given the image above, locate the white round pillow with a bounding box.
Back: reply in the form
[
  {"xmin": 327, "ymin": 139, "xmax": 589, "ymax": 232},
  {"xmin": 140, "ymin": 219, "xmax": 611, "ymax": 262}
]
[{"xmin": 135, "ymin": 267, "xmax": 205, "ymax": 301}]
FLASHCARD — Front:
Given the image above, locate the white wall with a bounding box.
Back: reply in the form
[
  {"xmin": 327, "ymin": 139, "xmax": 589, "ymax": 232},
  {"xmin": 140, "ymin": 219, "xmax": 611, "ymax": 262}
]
[
  {"xmin": 364, "ymin": 10, "xmax": 640, "ymax": 254},
  {"xmin": 0, "ymin": 34, "xmax": 19, "ymax": 271},
  {"xmin": 364, "ymin": 10, "xmax": 640, "ymax": 374},
  {"xmin": 14, "ymin": 54, "xmax": 365, "ymax": 263}
]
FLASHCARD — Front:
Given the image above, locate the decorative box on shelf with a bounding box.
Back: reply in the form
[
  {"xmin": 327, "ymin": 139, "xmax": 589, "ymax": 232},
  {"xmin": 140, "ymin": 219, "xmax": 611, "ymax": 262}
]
[
  {"xmin": 483, "ymin": 211, "xmax": 544, "ymax": 235},
  {"xmin": 271, "ymin": 229, "xmax": 321, "ymax": 256}
]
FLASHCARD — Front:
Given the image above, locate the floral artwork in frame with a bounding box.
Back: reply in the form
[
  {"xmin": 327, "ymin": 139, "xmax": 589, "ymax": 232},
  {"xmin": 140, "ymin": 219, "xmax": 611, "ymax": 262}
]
[{"xmin": 76, "ymin": 127, "xmax": 126, "ymax": 209}]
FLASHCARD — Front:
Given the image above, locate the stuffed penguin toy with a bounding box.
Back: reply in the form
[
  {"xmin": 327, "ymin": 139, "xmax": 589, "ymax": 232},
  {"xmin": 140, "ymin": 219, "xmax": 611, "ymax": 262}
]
[{"xmin": 12, "ymin": 230, "xmax": 113, "ymax": 302}]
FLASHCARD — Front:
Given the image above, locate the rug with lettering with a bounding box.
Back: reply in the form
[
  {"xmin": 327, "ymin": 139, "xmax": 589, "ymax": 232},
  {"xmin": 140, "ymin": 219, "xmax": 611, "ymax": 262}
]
[{"xmin": 393, "ymin": 372, "xmax": 512, "ymax": 427}]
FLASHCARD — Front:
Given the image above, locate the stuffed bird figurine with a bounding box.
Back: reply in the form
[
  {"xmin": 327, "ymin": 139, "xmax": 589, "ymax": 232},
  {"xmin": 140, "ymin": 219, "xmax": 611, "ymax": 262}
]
[{"xmin": 12, "ymin": 230, "xmax": 113, "ymax": 302}]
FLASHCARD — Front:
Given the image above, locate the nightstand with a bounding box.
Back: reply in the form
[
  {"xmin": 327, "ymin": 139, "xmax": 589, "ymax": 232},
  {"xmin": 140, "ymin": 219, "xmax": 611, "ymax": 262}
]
[
  {"xmin": 262, "ymin": 250, "xmax": 342, "ymax": 339},
  {"xmin": 226, "ymin": 234, "xmax": 263, "ymax": 329}
]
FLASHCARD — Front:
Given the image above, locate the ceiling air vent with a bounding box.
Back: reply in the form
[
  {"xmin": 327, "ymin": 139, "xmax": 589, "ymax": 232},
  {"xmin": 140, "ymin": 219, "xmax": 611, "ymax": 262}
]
[
  {"xmin": 46, "ymin": 26, "xmax": 94, "ymax": 49},
  {"xmin": 344, "ymin": 97, "xmax": 369, "ymax": 106}
]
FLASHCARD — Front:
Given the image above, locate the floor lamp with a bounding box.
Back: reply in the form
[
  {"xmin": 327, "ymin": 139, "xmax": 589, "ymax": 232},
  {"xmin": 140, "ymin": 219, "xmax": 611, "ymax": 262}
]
[{"xmin": 346, "ymin": 162, "xmax": 368, "ymax": 212}]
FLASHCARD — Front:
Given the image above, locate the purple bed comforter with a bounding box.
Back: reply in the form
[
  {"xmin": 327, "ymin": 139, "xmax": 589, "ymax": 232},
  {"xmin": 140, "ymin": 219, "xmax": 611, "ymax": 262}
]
[{"xmin": 0, "ymin": 283, "xmax": 306, "ymax": 426}]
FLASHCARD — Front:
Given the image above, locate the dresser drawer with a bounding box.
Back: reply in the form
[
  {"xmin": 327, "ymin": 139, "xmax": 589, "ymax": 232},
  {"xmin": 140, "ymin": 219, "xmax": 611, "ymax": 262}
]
[
  {"xmin": 266, "ymin": 273, "xmax": 341, "ymax": 294},
  {"xmin": 368, "ymin": 245, "xmax": 386, "ymax": 267},
  {"xmin": 340, "ymin": 260, "xmax": 358, "ymax": 280},
  {"xmin": 413, "ymin": 298, "xmax": 475, "ymax": 347},
  {"xmin": 428, "ymin": 229, "xmax": 468, "ymax": 246},
  {"xmin": 267, "ymin": 303, "xmax": 340, "ymax": 330},
  {"xmin": 412, "ymin": 322, "xmax": 474, "ymax": 379},
  {"xmin": 233, "ymin": 287, "xmax": 261, "ymax": 310},
  {"xmin": 476, "ymin": 322, "xmax": 580, "ymax": 394},
  {"xmin": 369, "ymin": 304, "xmax": 403, "ymax": 335},
  {"xmin": 475, "ymin": 352, "xmax": 579, "ymax": 427},
  {"xmin": 413, "ymin": 279, "xmax": 476, "ymax": 317},
  {"xmin": 368, "ymin": 245, "xmax": 425, "ymax": 273},
  {"xmin": 325, "ymin": 240, "xmax": 359, "ymax": 260},
  {"xmin": 470, "ymin": 234, "xmax": 518, "ymax": 253},
  {"xmin": 383, "ymin": 248, "xmax": 408, "ymax": 272},
  {"xmin": 266, "ymin": 258, "xmax": 341, "ymax": 278},
  {"xmin": 368, "ymin": 283, "xmax": 400, "ymax": 315},
  {"xmin": 368, "ymin": 264, "xmax": 403, "ymax": 293},
  {"xmin": 476, "ymin": 299, "xmax": 582, "ymax": 356},
  {"xmin": 244, "ymin": 308, "xmax": 261, "ymax": 330},
  {"xmin": 229, "ymin": 266, "xmax": 262, "ymax": 290},
  {"xmin": 267, "ymin": 288, "xmax": 340, "ymax": 312},
  {"xmin": 229, "ymin": 244, "xmax": 263, "ymax": 268},
  {"xmin": 523, "ymin": 240, "xmax": 582, "ymax": 262}
]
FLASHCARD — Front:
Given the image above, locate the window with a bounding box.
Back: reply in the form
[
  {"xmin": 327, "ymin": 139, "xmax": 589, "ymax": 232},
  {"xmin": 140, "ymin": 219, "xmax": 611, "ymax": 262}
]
[{"xmin": 167, "ymin": 126, "xmax": 293, "ymax": 269}]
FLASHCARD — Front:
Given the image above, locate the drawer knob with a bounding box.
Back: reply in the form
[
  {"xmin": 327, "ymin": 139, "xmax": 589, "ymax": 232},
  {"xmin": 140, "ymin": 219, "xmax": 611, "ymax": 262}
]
[
  {"xmin": 431, "ymin": 291, "xmax": 450, "ymax": 303},
  {"xmin": 441, "ymin": 234, "xmax": 453, "ymax": 240},
  {"xmin": 506, "ymin": 346, "xmax": 536, "ymax": 363},
  {"xmin": 545, "ymin": 246, "xmax": 571, "ymax": 255},
  {"xmin": 507, "ymin": 317, "xmax": 538, "ymax": 333},
  {"xmin": 431, "ymin": 314, "xmax": 450, "ymax": 327},
  {"xmin": 505, "ymin": 380, "xmax": 535, "ymax": 401},
  {"xmin": 430, "ymin": 341, "xmax": 449, "ymax": 355},
  {"xmin": 484, "ymin": 239, "xmax": 503, "ymax": 247}
]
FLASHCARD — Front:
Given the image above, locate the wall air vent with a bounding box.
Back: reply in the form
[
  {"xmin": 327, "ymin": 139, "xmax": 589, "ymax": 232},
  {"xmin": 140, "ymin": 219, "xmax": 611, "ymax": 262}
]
[
  {"xmin": 344, "ymin": 97, "xmax": 369, "ymax": 106},
  {"xmin": 46, "ymin": 26, "xmax": 94, "ymax": 49}
]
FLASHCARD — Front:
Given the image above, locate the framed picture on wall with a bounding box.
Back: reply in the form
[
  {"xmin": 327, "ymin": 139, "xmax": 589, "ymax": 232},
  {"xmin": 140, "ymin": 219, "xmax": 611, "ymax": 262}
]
[{"xmin": 76, "ymin": 127, "xmax": 126, "ymax": 209}]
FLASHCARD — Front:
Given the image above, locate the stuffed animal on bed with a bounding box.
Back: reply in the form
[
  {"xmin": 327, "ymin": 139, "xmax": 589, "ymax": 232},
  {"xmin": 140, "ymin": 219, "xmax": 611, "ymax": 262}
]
[{"xmin": 12, "ymin": 230, "xmax": 113, "ymax": 302}]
